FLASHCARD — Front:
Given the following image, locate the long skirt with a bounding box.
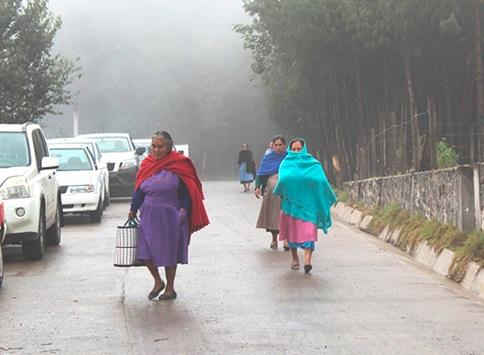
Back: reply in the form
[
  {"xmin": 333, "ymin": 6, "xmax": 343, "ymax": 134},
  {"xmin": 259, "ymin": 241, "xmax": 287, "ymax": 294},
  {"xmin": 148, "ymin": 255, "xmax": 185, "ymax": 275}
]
[
  {"xmin": 256, "ymin": 174, "xmax": 280, "ymax": 231},
  {"xmin": 136, "ymin": 170, "xmax": 190, "ymax": 266},
  {"xmin": 279, "ymin": 212, "xmax": 317, "ymax": 250},
  {"xmin": 239, "ymin": 162, "xmax": 254, "ymax": 183}
]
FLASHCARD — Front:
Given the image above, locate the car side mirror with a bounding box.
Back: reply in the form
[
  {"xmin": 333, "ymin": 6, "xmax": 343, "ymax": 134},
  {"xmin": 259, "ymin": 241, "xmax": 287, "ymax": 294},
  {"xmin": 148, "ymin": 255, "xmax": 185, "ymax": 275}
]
[
  {"xmin": 41, "ymin": 157, "xmax": 59, "ymax": 170},
  {"xmin": 136, "ymin": 147, "xmax": 146, "ymax": 156}
]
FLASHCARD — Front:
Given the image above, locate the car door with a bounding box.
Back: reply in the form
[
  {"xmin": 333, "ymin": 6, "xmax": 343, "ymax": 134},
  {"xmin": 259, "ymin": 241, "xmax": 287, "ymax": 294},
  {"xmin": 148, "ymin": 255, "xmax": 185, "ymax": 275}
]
[
  {"xmin": 94, "ymin": 144, "xmax": 109, "ymax": 196},
  {"xmin": 86, "ymin": 148, "xmax": 104, "ymax": 203},
  {"xmin": 32, "ymin": 130, "xmax": 57, "ymax": 226}
]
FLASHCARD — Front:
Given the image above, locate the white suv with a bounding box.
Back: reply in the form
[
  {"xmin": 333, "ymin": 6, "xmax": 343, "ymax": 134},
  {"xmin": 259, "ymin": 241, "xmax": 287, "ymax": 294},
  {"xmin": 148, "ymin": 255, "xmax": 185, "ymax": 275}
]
[
  {"xmin": 0, "ymin": 198, "xmax": 5, "ymax": 286},
  {"xmin": 0, "ymin": 123, "xmax": 62, "ymax": 260}
]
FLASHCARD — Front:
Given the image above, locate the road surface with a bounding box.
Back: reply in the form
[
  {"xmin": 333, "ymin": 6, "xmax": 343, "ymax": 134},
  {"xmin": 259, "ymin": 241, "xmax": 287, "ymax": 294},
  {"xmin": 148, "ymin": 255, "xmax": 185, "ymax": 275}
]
[{"xmin": 1, "ymin": 181, "xmax": 483, "ymax": 354}]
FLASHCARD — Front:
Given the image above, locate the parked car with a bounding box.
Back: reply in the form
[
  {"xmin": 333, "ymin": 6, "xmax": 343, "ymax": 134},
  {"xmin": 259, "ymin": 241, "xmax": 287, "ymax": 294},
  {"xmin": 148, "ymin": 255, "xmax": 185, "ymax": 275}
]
[
  {"xmin": 0, "ymin": 198, "xmax": 5, "ymax": 287},
  {"xmin": 0, "ymin": 123, "xmax": 62, "ymax": 260},
  {"xmin": 78, "ymin": 133, "xmax": 144, "ymax": 196},
  {"xmin": 48, "ymin": 143, "xmax": 105, "ymax": 223},
  {"xmin": 48, "ymin": 137, "xmax": 110, "ymax": 208},
  {"xmin": 133, "ymin": 139, "xmax": 189, "ymax": 160}
]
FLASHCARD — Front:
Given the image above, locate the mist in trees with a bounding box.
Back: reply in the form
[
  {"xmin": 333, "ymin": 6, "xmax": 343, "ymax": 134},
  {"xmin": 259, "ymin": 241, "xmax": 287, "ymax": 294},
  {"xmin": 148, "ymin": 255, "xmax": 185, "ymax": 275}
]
[
  {"xmin": 42, "ymin": 0, "xmax": 277, "ymax": 177},
  {"xmin": 237, "ymin": 0, "xmax": 483, "ymax": 183}
]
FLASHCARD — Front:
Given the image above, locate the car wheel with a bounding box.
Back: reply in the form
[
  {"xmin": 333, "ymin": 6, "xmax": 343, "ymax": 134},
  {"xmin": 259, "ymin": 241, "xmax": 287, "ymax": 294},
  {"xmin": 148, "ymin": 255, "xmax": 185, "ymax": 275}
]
[
  {"xmin": 46, "ymin": 200, "xmax": 62, "ymax": 246},
  {"xmin": 90, "ymin": 196, "xmax": 103, "ymax": 223},
  {"xmin": 0, "ymin": 244, "xmax": 3, "ymax": 288},
  {"xmin": 23, "ymin": 207, "xmax": 45, "ymax": 260}
]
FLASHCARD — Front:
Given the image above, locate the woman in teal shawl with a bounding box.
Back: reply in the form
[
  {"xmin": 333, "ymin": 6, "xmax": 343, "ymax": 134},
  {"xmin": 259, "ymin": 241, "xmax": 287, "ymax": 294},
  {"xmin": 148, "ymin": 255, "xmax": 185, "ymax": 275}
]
[{"xmin": 273, "ymin": 138, "xmax": 337, "ymax": 273}]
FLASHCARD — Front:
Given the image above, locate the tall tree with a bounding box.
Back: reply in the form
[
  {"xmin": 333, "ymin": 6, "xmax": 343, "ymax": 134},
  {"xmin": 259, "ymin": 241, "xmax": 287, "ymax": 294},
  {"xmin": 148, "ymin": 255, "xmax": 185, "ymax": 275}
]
[
  {"xmin": 0, "ymin": 0, "xmax": 79, "ymax": 124},
  {"xmin": 236, "ymin": 0, "xmax": 481, "ymax": 181}
]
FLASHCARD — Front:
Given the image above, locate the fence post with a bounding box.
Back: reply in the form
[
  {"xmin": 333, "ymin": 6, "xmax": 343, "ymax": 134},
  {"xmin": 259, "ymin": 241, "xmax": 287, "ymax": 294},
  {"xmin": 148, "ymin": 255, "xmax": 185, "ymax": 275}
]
[
  {"xmin": 474, "ymin": 165, "xmax": 482, "ymax": 229},
  {"xmin": 470, "ymin": 123, "xmax": 475, "ymax": 163},
  {"xmin": 388, "ymin": 112, "xmax": 398, "ymax": 174},
  {"xmin": 458, "ymin": 166, "xmax": 476, "ymax": 233},
  {"xmin": 400, "ymin": 104, "xmax": 409, "ymax": 173},
  {"xmin": 427, "ymin": 97, "xmax": 437, "ymax": 169},
  {"xmin": 370, "ymin": 128, "xmax": 377, "ymax": 177},
  {"xmin": 379, "ymin": 113, "xmax": 387, "ymax": 175}
]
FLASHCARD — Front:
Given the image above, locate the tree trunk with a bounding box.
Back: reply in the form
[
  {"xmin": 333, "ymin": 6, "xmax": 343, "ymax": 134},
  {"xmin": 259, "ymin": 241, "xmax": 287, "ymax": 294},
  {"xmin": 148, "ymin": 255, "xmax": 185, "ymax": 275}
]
[
  {"xmin": 404, "ymin": 54, "xmax": 421, "ymax": 171},
  {"xmin": 475, "ymin": 0, "xmax": 484, "ymax": 160}
]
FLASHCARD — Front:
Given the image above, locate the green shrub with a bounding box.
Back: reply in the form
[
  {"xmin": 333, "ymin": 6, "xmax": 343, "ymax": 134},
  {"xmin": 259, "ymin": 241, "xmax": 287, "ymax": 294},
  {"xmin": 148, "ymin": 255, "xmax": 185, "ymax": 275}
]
[{"xmin": 437, "ymin": 139, "xmax": 459, "ymax": 168}]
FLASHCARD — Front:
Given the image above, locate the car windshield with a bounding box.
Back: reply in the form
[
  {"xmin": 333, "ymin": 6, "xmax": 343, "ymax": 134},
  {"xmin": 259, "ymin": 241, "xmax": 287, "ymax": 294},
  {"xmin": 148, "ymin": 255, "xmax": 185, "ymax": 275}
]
[
  {"xmin": 0, "ymin": 132, "xmax": 30, "ymax": 168},
  {"xmin": 93, "ymin": 137, "xmax": 131, "ymax": 153},
  {"xmin": 50, "ymin": 148, "xmax": 93, "ymax": 171}
]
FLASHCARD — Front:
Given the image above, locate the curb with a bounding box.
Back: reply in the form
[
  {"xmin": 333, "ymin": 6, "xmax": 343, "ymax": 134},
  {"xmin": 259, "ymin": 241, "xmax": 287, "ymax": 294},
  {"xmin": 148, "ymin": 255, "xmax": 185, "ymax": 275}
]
[{"xmin": 331, "ymin": 201, "xmax": 484, "ymax": 301}]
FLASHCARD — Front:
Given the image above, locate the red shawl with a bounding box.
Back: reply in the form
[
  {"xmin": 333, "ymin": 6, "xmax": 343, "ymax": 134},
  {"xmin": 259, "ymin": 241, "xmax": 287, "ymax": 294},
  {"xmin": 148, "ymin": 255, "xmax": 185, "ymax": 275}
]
[{"xmin": 135, "ymin": 151, "xmax": 209, "ymax": 233}]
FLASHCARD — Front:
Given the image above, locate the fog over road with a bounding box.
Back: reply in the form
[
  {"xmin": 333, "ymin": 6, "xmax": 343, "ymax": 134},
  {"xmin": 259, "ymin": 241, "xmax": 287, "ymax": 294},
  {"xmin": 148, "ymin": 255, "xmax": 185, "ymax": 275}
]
[{"xmin": 1, "ymin": 182, "xmax": 483, "ymax": 354}]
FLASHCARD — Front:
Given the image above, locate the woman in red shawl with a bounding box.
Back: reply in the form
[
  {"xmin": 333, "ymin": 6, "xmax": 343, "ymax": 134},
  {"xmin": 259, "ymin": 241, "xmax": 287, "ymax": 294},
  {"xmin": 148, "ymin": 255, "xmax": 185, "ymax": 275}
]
[{"xmin": 128, "ymin": 131, "xmax": 209, "ymax": 301}]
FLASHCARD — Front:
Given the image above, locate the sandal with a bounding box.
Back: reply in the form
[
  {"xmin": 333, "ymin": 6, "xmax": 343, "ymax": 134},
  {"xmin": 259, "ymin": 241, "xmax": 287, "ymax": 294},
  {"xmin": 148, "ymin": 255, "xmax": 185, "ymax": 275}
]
[
  {"xmin": 304, "ymin": 264, "xmax": 313, "ymax": 274},
  {"xmin": 270, "ymin": 241, "xmax": 278, "ymax": 249},
  {"xmin": 148, "ymin": 281, "xmax": 166, "ymax": 300},
  {"xmin": 291, "ymin": 262, "xmax": 300, "ymax": 270},
  {"xmin": 159, "ymin": 291, "xmax": 177, "ymax": 301}
]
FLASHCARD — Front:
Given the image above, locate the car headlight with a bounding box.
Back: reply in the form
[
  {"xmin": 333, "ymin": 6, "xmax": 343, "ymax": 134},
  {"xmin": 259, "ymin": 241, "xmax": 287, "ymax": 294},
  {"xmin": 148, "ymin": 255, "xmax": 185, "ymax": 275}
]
[
  {"xmin": 119, "ymin": 159, "xmax": 137, "ymax": 170},
  {"xmin": 0, "ymin": 176, "xmax": 31, "ymax": 199},
  {"xmin": 69, "ymin": 185, "xmax": 95, "ymax": 194}
]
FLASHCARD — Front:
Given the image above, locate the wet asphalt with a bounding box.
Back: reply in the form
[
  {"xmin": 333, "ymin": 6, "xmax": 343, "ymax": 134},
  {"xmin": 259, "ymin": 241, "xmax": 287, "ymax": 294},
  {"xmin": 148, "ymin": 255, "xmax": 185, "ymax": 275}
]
[{"xmin": 0, "ymin": 181, "xmax": 483, "ymax": 354}]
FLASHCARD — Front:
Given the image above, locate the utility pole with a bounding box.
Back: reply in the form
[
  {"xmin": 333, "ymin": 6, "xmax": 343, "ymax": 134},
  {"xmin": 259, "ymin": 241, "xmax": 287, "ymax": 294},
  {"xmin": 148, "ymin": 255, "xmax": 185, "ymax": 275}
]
[
  {"xmin": 71, "ymin": 89, "xmax": 81, "ymax": 137},
  {"xmin": 73, "ymin": 105, "xmax": 79, "ymax": 137}
]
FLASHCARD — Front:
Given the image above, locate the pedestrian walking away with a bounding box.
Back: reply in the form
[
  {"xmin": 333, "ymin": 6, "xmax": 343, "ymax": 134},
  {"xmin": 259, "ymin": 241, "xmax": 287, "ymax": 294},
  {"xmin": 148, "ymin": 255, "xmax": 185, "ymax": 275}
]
[
  {"xmin": 255, "ymin": 135, "xmax": 288, "ymax": 250},
  {"xmin": 128, "ymin": 131, "xmax": 209, "ymax": 300},
  {"xmin": 273, "ymin": 138, "xmax": 337, "ymax": 273},
  {"xmin": 237, "ymin": 143, "xmax": 256, "ymax": 192}
]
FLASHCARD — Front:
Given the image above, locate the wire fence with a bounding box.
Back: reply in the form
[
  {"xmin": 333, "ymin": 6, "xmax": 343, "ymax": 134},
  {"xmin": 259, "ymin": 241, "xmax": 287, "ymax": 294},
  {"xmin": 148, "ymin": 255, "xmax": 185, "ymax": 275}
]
[{"xmin": 352, "ymin": 106, "xmax": 484, "ymax": 180}]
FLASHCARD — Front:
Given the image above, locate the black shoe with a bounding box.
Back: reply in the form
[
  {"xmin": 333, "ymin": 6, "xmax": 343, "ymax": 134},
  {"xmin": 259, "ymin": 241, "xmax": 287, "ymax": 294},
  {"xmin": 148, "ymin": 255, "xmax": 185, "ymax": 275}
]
[
  {"xmin": 283, "ymin": 245, "xmax": 290, "ymax": 251},
  {"xmin": 159, "ymin": 291, "xmax": 177, "ymax": 300},
  {"xmin": 148, "ymin": 282, "xmax": 165, "ymax": 300},
  {"xmin": 304, "ymin": 264, "xmax": 312, "ymax": 274}
]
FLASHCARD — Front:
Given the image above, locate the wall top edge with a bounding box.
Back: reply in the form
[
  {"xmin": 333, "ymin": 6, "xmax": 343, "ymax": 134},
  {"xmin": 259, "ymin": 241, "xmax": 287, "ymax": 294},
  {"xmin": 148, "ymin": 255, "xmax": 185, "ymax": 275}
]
[{"xmin": 344, "ymin": 165, "xmax": 478, "ymax": 185}]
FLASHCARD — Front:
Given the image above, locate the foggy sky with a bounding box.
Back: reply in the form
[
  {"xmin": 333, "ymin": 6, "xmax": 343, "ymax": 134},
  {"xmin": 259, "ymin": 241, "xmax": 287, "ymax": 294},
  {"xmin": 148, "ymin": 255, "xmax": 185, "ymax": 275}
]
[{"xmin": 42, "ymin": 0, "xmax": 278, "ymax": 176}]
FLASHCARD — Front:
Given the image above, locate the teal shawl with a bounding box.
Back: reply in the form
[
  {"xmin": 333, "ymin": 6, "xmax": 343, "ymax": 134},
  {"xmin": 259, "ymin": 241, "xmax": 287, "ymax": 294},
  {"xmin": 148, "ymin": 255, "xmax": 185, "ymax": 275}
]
[{"xmin": 273, "ymin": 140, "xmax": 337, "ymax": 233}]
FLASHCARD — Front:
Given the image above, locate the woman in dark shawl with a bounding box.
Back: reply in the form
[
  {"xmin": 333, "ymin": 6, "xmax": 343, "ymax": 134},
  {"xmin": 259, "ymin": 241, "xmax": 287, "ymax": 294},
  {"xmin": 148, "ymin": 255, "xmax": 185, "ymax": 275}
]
[
  {"xmin": 254, "ymin": 135, "xmax": 288, "ymax": 250},
  {"xmin": 237, "ymin": 143, "xmax": 256, "ymax": 192}
]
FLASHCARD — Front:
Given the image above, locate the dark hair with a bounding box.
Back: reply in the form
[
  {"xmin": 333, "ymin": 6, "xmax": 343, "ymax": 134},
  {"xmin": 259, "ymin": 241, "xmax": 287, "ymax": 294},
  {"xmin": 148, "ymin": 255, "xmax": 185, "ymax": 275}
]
[
  {"xmin": 272, "ymin": 135, "xmax": 286, "ymax": 145},
  {"xmin": 290, "ymin": 139, "xmax": 305, "ymax": 149},
  {"xmin": 152, "ymin": 131, "xmax": 174, "ymax": 150}
]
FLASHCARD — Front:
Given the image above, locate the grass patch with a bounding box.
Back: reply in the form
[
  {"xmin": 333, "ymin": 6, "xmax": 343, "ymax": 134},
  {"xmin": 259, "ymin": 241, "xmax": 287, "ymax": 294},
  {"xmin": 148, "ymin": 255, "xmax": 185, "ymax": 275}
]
[
  {"xmin": 362, "ymin": 203, "xmax": 473, "ymax": 267},
  {"xmin": 449, "ymin": 230, "xmax": 484, "ymax": 282},
  {"xmin": 396, "ymin": 214, "xmax": 427, "ymax": 253},
  {"xmin": 368, "ymin": 203, "xmax": 404, "ymax": 235},
  {"xmin": 334, "ymin": 188, "xmax": 349, "ymax": 203}
]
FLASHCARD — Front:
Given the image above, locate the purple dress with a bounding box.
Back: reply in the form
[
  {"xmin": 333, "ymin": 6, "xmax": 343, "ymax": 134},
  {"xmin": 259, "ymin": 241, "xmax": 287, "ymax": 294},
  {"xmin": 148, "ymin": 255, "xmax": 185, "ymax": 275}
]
[{"xmin": 136, "ymin": 170, "xmax": 190, "ymax": 266}]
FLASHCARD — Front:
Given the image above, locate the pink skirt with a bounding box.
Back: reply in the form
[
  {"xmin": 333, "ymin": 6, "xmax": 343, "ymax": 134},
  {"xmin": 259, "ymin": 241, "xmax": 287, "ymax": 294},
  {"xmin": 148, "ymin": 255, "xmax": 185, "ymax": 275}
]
[{"xmin": 279, "ymin": 212, "xmax": 318, "ymax": 243}]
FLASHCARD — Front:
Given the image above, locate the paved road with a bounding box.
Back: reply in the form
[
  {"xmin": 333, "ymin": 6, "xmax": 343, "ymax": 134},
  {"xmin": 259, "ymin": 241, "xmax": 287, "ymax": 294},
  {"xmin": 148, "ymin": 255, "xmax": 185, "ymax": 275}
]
[{"xmin": 1, "ymin": 181, "xmax": 483, "ymax": 354}]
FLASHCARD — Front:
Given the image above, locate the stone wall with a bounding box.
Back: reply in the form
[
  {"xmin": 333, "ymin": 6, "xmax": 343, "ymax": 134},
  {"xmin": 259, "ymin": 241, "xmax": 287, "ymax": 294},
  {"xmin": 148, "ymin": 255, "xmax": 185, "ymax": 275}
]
[{"xmin": 343, "ymin": 166, "xmax": 475, "ymax": 232}]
